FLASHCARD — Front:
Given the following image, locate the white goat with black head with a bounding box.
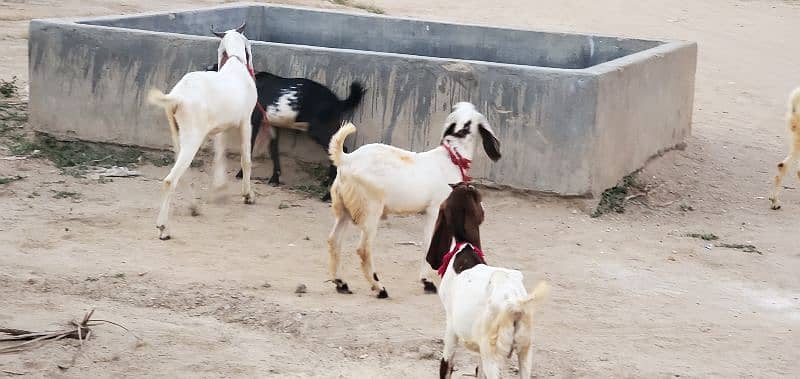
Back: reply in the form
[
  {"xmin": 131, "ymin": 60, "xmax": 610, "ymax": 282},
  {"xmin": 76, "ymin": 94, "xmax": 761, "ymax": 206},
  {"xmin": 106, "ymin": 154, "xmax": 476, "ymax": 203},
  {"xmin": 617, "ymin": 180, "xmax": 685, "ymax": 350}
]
[
  {"xmin": 148, "ymin": 22, "xmax": 257, "ymax": 240},
  {"xmin": 426, "ymin": 182, "xmax": 549, "ymax": 379},
  {"xmin": 326, "ymin": 102, "xmax": 501, "ymax": 298}
]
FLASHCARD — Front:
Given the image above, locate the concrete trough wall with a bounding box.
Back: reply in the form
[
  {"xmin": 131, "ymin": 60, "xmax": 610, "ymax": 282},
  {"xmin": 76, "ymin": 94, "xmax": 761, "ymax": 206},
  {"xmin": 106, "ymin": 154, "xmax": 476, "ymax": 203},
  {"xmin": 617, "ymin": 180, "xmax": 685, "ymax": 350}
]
[{"xmin": 28, "ymin": 3, "xmax": 697, "ymax": 196}]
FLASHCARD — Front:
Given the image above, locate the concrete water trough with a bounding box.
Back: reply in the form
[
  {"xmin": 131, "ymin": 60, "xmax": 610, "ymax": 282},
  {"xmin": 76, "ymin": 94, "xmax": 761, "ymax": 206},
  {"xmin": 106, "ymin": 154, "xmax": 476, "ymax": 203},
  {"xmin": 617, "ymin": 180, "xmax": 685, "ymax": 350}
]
[{"xmin": 28, "ymin": 3, "xmax": 696, "ymax": 196}]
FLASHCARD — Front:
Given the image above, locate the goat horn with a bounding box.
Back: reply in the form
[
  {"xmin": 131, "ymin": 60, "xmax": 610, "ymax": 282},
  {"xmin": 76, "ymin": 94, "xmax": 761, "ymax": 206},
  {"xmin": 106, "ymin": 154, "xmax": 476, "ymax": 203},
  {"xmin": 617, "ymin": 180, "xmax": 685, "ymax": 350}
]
[
  {"xmin": 235, "ymin": 21, "xmax": 246, "ymax": 34},
  {"xmin": 210, "ymin": 25, "xmax": 225, "ymax": 38}
]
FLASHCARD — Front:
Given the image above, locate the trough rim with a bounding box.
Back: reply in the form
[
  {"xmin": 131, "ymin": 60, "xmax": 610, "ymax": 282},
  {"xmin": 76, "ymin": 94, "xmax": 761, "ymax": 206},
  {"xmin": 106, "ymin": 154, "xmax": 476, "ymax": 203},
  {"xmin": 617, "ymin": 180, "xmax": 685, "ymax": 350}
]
[{"xmin": 28, "ymin": 2, "xmax": 695, "ymax": 74}]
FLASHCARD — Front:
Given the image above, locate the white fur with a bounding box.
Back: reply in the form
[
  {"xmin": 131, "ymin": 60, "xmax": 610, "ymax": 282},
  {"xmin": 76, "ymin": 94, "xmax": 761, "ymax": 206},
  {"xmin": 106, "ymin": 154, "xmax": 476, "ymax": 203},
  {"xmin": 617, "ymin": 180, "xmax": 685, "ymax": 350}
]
[
  {"xmin": 326, "ymin": 102, "xmax": 500, "ymax": 296},
  {"xmin": 267, "ymin": 90, "xmax": 300, "ymax": 126},
  {"xmin": 770, "ymin": 87, "xmax": 800, "ymax": 209},
  {"xmin": 438, "ymin": 244, "xmax": 549, "ymax": 379},
  {"xmin": 147, "ymin": 29, "xmax": 257, "ymax": 240}
]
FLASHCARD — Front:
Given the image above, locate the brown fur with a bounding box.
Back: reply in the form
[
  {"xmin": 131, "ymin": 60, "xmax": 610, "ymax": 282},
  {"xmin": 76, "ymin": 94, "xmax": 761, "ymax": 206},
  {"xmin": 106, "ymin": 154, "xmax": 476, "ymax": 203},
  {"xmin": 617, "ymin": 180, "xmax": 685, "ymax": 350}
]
[
  {"xmin": 452, "ymin": 244, "xmax": 485, "ymax": 274},
  {"xmin": 426, "ymin": 183, "xmax": 485, "ymax": 271}
]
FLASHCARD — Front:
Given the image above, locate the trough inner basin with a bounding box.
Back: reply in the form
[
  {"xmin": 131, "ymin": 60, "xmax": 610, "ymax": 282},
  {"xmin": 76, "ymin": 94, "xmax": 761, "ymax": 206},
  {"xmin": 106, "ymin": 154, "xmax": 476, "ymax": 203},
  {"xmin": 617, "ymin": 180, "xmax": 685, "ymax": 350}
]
[{"xmin": 81, "ymin": 5, "xmax": 662, "ymax": 70}]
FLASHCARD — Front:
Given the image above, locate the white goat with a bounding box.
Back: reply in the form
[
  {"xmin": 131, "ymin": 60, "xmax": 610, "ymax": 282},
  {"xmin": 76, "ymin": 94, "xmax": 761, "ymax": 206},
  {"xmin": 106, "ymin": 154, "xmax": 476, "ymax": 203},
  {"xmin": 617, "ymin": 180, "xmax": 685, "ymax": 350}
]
[
  {"xmin": 148, "ymin": 23, "xmax": 257, "ymax": 240},
  {"xmin": 438, "ymin": 245, "xmax": 549, "ymax": 379},
  {"xmin": 326, "ymin": 102, "xmax": 501, "ymax": 298},
  {"xmin": 425, "ymin": 183, "xmax": 548, "ymax": 379},
  {"xmin": 770, "ymin": 87, "xmax": 800, "ymax": 209}
]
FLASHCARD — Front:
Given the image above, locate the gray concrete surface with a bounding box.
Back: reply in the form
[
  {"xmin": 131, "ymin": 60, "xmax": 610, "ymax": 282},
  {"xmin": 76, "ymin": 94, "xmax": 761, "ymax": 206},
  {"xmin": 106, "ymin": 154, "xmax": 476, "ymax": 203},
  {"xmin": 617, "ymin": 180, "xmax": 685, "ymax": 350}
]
[{"xmin": 28, "ymin": 2, "xmax": 696, "ymax": 196}]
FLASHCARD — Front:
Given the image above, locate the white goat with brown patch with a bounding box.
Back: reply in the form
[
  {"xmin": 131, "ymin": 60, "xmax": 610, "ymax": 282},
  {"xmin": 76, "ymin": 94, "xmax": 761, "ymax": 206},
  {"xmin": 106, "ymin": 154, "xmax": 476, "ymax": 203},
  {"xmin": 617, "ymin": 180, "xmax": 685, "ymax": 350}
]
[
  {"xmin": 326, "ymin": 102, "xmax": 501, "ymax": 298},
  {"xmin": 148, "ymin": 23, "xmax": 257, "ymax": 240},
  {"xmin": 770, "ymin": 87, "xmax": 800, "ymax": 209},
  {"xmin": 426, "ymin": 183, "xmax": 549, "ymax": 379}
]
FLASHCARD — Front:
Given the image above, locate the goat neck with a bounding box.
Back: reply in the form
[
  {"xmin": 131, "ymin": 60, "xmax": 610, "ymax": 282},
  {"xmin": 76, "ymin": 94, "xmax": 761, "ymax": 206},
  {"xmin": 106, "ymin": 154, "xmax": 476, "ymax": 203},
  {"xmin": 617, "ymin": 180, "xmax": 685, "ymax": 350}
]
[
  {"xmin": 441, "ymin": 143, "xmax": 472, "ymax": 182},
  {"xmin": 219, "ymin": 52, "xmax": 254, "ymax": 79},
  {"xmin": 438, "ymin": 242, "xmax": 486, "ymax": 277}
]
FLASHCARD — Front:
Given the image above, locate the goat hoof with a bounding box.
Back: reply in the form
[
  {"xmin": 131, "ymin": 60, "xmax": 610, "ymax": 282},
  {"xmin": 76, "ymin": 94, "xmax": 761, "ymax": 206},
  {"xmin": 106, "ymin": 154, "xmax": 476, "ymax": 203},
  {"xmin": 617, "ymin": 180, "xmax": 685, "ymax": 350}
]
[
  {"xmin": 377, "ymin": 289, "xmax": 389, "ymax": 299},
  {"xmin": 157, "ymin": 225, "xmax": 171, "ymax": 240},
  {"xmin": 190, "ymin": 205, "xmax": 200, "ymax": 217},
  {"xmin": 422, "ymin": 280, "xmax": 437, "ymax": 294},
  {"xmin": 243, "ymin": 194, "xmax": 255, "ymax": 205},
  {"xmin": 321, "ymin": 193, "xmax": 331, "ymax": 202},
  {"xmin": 334, "ymin": 280, "xmax": 352, "ymax": 294},
  {"xmin": 771, "ymin": 205, "xmax": 781, "ymax": 210}
]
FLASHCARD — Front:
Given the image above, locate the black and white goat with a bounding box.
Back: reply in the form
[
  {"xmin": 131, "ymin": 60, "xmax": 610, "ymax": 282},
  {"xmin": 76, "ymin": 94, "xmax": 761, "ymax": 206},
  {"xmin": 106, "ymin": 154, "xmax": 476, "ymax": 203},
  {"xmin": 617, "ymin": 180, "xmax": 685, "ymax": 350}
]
[
  {"xmin": 426, "ymin": 183, "xmax": 549, "ymax": 379},
  {"xmin": 148, "ymin": 23, "xmax": 257, "ymax": 240},
  {"xmin": 325, "ymin": 102, "xmax": 501, "ymax": 298},
  {"xmin": 206, "ymin": 63, "xmax": 365, "ymax": 196}
]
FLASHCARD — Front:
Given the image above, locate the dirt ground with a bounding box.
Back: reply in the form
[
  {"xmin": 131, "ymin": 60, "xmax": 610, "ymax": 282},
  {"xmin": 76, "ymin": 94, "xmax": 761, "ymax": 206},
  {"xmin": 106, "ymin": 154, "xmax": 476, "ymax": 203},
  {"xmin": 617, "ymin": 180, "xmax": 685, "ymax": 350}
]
[{"xmin": 1, "ymin": 0, "xmax": 799, "ymax": 378}]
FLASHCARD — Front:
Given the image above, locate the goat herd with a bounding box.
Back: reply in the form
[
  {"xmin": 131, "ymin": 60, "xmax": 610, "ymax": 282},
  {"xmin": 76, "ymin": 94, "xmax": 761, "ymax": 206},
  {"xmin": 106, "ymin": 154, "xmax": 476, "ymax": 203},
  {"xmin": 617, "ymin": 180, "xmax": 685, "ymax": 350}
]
[{"xmin": 146, "ymin": 24, "xmax": 548, "ymax": 378}]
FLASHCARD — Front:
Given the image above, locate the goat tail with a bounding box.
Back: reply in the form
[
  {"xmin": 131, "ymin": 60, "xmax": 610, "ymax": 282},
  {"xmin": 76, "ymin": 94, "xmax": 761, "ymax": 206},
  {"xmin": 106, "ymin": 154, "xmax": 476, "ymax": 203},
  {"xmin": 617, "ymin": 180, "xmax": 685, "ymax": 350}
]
[
  {"xmin": 147, "ymin": 88, "xmax": 178, "ymax": 109},
  {"xmin": 341, "ymin": 82, "xmax": 366, "ymax": 113},
  {"xmin": 487, "ymin": 281, "xmax": 550, "ymax": 358},
  {"xmin": 148, "ymin": 89, "xmax": 181, "ymax": 153},
  {"xmin": 329, "ymin": 122, "xmax": 356, "ymax": 166},
  {"xmin": 520, "ymin": 281, "xmax": 550, "ymax": 312}
]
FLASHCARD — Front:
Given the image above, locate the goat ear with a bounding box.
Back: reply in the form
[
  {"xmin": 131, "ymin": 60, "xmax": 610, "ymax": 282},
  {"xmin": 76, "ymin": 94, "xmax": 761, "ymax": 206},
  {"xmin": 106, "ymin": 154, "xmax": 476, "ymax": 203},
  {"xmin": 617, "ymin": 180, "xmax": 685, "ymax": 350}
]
[
  {"xmin": 464, "ymin": 200, "xmax": 483, "ymax": 249},
  {"xmin": 426, "ymin": 206, "xmax": 453, "ymax": 271},
  {"xmin": 448, "ymin": 183, "xmax": 459, "ymax": 189},
  {"xmin": 478, "ymin": 121, "xmax": 501, "ymax": 161},
  {"xmin": 235, "ymin": 21, "xmax": 246, "ymax": 34},
  {"xmin": 441, "ymin": 122, "xmax": 456, "ymax": 142}
]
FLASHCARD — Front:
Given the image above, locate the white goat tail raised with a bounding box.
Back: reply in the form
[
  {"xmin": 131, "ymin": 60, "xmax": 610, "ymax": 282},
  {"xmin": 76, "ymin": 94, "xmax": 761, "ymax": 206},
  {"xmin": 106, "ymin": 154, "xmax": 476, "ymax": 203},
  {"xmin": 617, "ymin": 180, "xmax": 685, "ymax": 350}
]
[
  {"xmin": 488, "ymin": 281, "xmax": 550, "ymax": 359},
  {"xmin": 326, "ymin": 103, "xmax": 501, "ymax": 298},
  {"xmin": 329, "ymin": 122, "xmax": 356, "ymax": 167}
]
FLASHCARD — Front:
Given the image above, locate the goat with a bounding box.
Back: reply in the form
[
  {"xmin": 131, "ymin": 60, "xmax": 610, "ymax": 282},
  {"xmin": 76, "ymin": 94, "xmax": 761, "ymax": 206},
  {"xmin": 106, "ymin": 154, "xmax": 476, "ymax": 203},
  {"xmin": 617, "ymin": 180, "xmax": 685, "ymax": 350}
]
[
  {"xmin": 325, "ymin": 102, "xmax": 501, "ymax": 298},
  {"xmin": 770, "ymin": 87, "xmax": 800, "ymax": 209},
  {"xmin": 426, "ymin": 182, "xmax": 549, "ymax": 379},
  {"xmin": 205, "ymin": 63, "xmax": 366, "ymax": 199},
  {"xmin": 147, "ymin": 23, "xmax": 257, "ymax": 240}
]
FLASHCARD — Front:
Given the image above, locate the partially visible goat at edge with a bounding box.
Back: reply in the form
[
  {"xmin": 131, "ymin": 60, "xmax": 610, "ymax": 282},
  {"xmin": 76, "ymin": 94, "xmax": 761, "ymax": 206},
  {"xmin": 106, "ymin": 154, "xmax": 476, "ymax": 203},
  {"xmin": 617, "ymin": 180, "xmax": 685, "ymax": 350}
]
[
  {"xmin": 426, "ymin": 182, "xmax": 549, "ymax": 379},
  {"xmin": 326, "ymin": 102, "xmax": 502, "ymax": 298},
  {"xmin": 205, "ymin": 63, "xmax": 366, "ymax": 199},
  {"xmin": 770, "ymin": 87, "xmax": 800, "ymax": 209},
  {"xmin": 147, "ymin": 23, "xmax": 257, "ymax": 240}
]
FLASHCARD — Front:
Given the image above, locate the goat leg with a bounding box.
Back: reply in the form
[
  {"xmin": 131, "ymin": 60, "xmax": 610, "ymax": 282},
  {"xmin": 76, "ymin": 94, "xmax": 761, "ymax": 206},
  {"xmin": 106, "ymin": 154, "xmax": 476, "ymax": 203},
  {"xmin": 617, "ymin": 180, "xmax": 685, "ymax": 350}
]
[
  {"xmin": 236, "ymin": 112, "xmax": 264, "ymax": 180},
  {"xmin": 268, "ymin": 130, "xmax": 281, "ymax": 186}
]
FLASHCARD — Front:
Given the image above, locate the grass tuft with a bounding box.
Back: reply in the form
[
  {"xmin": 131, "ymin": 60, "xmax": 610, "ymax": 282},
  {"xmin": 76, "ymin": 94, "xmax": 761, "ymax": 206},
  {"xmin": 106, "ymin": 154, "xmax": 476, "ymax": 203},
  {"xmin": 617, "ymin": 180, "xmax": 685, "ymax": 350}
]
[{"xmin": 592, "ymin": 174, "xmax": 644, "ymax": 218}]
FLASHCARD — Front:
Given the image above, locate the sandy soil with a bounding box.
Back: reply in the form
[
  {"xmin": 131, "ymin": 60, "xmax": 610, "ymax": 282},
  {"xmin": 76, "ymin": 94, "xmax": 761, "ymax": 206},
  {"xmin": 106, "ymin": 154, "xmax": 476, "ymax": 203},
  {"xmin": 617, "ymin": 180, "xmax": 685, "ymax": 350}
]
[{"xmin": 1, "ymin": 0, "xmax": 798, "ymax": 378}]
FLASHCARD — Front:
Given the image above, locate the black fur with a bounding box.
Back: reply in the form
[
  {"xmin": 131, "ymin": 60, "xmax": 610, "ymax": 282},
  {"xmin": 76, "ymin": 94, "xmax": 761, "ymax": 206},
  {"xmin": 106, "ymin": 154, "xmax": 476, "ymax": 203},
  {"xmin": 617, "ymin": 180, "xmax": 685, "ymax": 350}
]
[
  {"xmin": 439, "ymin": 358, "xmax": 453, "ymax": 379},
  {"xmin": 205, "ymin": 64, "xmax": 366, "ymax": 198},
  {"xmin": 478, "ymin": 123, "xmax": 501, "ymax": 161},
  {"xmin": 333, "ymin": 279, "xmax": 353, "ymax": 294},
  {"xmin": 422, "ymin": 279, "xmax": 438, "ymax": 294}
]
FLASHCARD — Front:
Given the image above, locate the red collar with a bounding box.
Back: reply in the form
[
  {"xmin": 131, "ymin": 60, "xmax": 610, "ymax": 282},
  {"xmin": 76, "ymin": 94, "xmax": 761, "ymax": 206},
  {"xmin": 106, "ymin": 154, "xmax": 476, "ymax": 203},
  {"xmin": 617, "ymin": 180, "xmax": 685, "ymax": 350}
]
[
  {"xmin": 442, "ymin": 143, "xmax": 472, "ymax": 182},
  {"xmin": 438, "ymin": 242, "xmax": 485, "ymax": 277}
]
